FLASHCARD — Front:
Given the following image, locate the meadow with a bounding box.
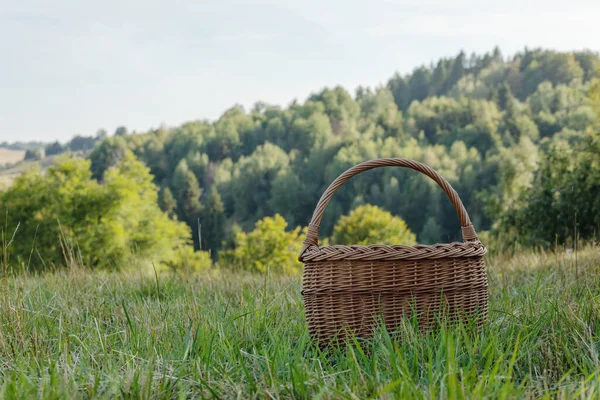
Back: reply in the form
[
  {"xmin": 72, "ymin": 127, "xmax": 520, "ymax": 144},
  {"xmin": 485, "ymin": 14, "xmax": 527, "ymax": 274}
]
[
  {"xmin": 2, "ymin": 246, "xmax": 600, "ymax": 399},
  {"xmin": 1, "ymin": 47, "xmax": 599, "ymax": 399}
]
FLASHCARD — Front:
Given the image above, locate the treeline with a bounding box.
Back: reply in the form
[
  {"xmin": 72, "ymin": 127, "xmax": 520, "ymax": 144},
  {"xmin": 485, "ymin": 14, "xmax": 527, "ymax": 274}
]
[
  {"xmin": 8, "ymin": 127, "xmax": 128, "ymax": 162},
  {"xmin": 87, "ymin": 48, "xmax": 599, "ymax": 255},
  {"xmin": 2, "ymin": 48, "xmax": 600, "ymax": 271},
  {"xmin": 0, "ymin": 141, "xmax": 47, "ymax": 151}
]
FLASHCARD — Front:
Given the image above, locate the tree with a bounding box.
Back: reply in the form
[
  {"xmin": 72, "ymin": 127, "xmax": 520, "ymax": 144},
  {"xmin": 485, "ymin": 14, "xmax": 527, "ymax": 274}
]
[
  {"xmin": 115, "ymin": 126, "xmax": 128, "ymax": 136},
  {"xmin": 501, "ymin": 90, "xmax": 539, "ymax": 142},
  {"xmin": 496, "ymin": 83, "xmax": 514, "ymax": 110},
  {"xmin": 32, "ymin": 47, "xmax": 599, "ymax": 259},
  {"xmin": 492, "ymin": 46, "xmax": 503, "ymax": 62},
  {"xmin": 522, "ymin": 51, "xmax": 584, "ymax": 97},
  {"xmin": 230, "ymin": 142, "xmax": 290, "ymax": 226},
  {"xmin": 159, "ymin": 187, "xmax": 177, "ymax": 218},
  {"xmin": 493, "ymin": 78, "xmax": 599, "ymax": 246},
  {"xmin": 179, "ymin": 171, "xmax": 203, "ymax": 249},
  {"xmin": 96, "ymin": 129, "xmax": 108, "ymax": 140},
  {"xmin": 164, "ymin": 246, "xmax": 212, "ymax": 272},
  {"xmin": 574, "ymin": 51, "xmax": 600, "ymax": 81},
  {"xmin": 89, "ymin": 136, "xmax": 129, "ymax": 181},
  {"xmin": 331, "ymin": 204, "xmax": 417, "ymax": 246},
  {"xmin": 430, "ymin": 60, "xmax": 449, "ymax": 95},
  {"xmin": 388, "ymin": 75, "xmax": 411, "ymax": 110},
  {"xmin": 219, "ymin": 214, "xmax": 304, "ymax": 274},
  {"xmin": 67, "ymin": 135, "xmax": 96, "ymax": 151},
  {"xmin": 498, "ymin": 131, "xmax": 600, "ymax": 246},
  {"xmin": 447, "ymin": 51, "xmax": 466, "ymax": 91},
  {"xmin": 172, "ymin": 159, "xmax": 190, "ymax": 200},
  {"xmin": 200, "ymin": 186, "xmax": 226, "ymax": 256},
  {"xmin": 590, "ymin": 78, "xmax": 600, "ymax": 122},
  {"xmin": 269, "ymin": 169, "xmax": 312, "ymax": 227},
  {"xmin": 419, "ymin": 217, "xmax": 442, "ymax": 244},
  {"xmin": 310, "ymin": 86, "xmax": 360, "ymax": 125},
  {"xmin": 24, "ymin": 148, "xmax": 43, "ymax": 160},
  {"xmin": 45, "ymin": 141, "xmax": 65, "ymax": 156},
  {"xmin": 0, "ymin": 154, "xmax": 194, "ymax": 271},
  {"xmin": 409, "ymin": 67, "xmax": 431, "ymax": 102}
]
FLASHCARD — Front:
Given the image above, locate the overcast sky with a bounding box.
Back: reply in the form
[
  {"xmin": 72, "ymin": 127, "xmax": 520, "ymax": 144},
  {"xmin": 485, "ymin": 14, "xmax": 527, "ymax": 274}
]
[{"xmin": 1, "ymin": 0, "xmax": 599, "ymax": 142}]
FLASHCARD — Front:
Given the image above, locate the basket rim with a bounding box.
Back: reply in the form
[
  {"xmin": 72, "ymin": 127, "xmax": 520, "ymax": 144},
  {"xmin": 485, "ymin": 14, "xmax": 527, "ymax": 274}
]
[{"xmin": 299, "ymin": 240, "xmax": 487, "ymax": 262}]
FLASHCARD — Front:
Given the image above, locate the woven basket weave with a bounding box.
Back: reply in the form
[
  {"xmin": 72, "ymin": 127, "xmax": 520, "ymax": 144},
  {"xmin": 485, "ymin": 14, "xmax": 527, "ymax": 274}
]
[{"xmin": 299, "ymin": 158, "xmax": 488, "ymax": 346}]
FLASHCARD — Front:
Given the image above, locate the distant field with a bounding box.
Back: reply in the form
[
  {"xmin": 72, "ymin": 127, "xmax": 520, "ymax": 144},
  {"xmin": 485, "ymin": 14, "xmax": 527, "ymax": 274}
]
[
  {"xmin": 1, "ymin": 247, "xmax": 600, "ymax": 397},
  {"xmin": 0, "ymin": 154, "xmax": 61, "ymax": 188},
  {"xmin": 0, "ymin": 148, "xmax": 25, "ymax": 164}
]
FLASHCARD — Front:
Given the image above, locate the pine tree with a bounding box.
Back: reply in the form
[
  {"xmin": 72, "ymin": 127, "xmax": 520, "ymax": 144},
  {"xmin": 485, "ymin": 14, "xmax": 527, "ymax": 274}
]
[
  {"xmin": 89, "ymin": 136, "xmax": 128, "ymax": 181},
  {"xmin": 497, "ymin": 83, "xmax": 514, "ymax": 110},
  {"xmin": 419, "ymin": 217, "xmax": 441, "ymax": 245},
  {"xmin": 446, "ymin": 51, "xmax": 466, "ymax": 91},
  {"xmin": 159, "ymin": 187, "xmax": 177, "ymax": 218},
  {"xmin": 172, "ymin": 159, "xmax": 190, "ymax": 200},
  {"xmin": 45, "ymin": 141, "xmax": 65, "ymax": 156},
  {"xmin": 500, "ymin": 84, "xmax": 523, "ymax": 140},
  {"xmin": 492, "ymin": 46, "xmax": 503, "ymax": 62},
  {"xmin": 388, "ymin": 75, "xmax": 411, "ymax": 110},
  {"xmin": 179, "ymin": 171, "xmax": 203, "ymax": 249},
  {"xmin": 201, "ymin": 186, "xmax": 226, "ymax": 257},
  {"xmin": 409, "ymin": 67, "xmax": 431, "ymax": 102},
  {"xmin": 430, "ymin": 60, "xmax": 448, "ymax": 96}
]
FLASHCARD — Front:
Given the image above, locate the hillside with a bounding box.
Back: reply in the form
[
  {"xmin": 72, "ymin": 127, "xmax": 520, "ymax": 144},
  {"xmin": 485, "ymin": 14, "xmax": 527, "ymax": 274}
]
[
  {"xmin": 2, "ymin": 47, "xmax": 600, "ymax": 267},
  {"xmin": 0, "ymin": 148, "xmax": 25, "ymax": 165},
  {"xmin": 0, "ymin": 136, "xmax": 101, "ymax": 187},
  {"xmin": 86, "ymin": 47, "xmax": 600, "ymax": 255},
  {"xmin": 0, "ymin": 148, "xmax": 26, "ymax": 187}
]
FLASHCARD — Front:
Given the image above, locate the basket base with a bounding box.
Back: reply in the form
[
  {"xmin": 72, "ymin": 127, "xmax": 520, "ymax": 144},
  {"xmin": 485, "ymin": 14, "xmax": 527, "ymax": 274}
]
[{"xmin": 304, "ymin": 289, "xmax": 488, "ymax": 346}]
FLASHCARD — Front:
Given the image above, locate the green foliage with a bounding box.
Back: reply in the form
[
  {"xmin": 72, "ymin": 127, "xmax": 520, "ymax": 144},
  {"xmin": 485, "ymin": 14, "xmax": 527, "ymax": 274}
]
[
  {"xmin": 89, "ymin": 136, "xmax": 129, "ymax": 181},
  {"xmin": 590, "ymin": 78, "xmax": 600, "ymax": 123},
  {"xmin": 115, "ymin": 126, "xmax": 128, "ymax": 136},
  {"xmin": 220, "ymin": 214, "xmax": 304, "ymax": 274},
  {"xmin": 158, "ymin": 187, "xmax": 177, "ymax": 218},
  {"xmin": 230, "ymin": 143, "xmax": 290, "ymax": 226},
  {"xmin": 499, "ymin": 130, "xmax": 600, "ymax": 246},
  {"xmin": 31, "ymin": 47, "xmax": 598, "ymax": 256},
  {"xmin": 95, "ymin": 128, "xmax": 108, "ymax": 139},
  {"xmin": 521, "ymin": 51, "xmax": 584, "ymax": 96},
  {"xmin": 419, "ymin": 216, "xmax": 442, "ymax": 244},
  {"xmin": 0, "ymin": 154, "xmax": 196, "ymax": 271},
  {"xmin": 44, "ymin": 141, "xmax": 65, "ymax": 156},
  {"xmin": 23, "ymin": 148, "xmax": 43, "ymax": 161},
  {"xmin": 67, "ymin": 135, "xmax": 97, "ymax": 152},
  {"xmin": 200, "ymin": 186, "xmax": 226, "ymax": 256},
  {"xmin": 495, "ymin": 74, "xmax": 600, "ymax": 247},
  {"xmin": 406, "ymin": 96, "xmax": 502, "ymax": 153},
  {"xmin": 179, "ymin": 171, "xmax": 203, "ymax": 226},
  {"xmin": 332, "ymin": 204, "xmax": 416, "ymax": 246},
  {"xmin": 165, "ymin": 246, "xmax": 213, "ymax": 272}
]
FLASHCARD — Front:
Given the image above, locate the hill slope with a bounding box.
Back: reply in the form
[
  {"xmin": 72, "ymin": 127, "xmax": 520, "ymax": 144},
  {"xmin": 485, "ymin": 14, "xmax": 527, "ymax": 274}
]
[{"xmin": 3, "ymin": 47, "xmax": 600, "ymax": 257}]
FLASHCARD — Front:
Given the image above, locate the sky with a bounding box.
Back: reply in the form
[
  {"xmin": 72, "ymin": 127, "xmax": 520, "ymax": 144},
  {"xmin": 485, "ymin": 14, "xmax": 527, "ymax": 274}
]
[{"xmin": 1, "ymin": 0, "xmax": 599, "ymax": 143}]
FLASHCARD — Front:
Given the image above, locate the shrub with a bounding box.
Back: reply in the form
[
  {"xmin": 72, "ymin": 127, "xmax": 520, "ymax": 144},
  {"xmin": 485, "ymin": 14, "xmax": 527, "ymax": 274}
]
[
  {"xmin": 0, "ymin": 153, "xmax": 197, "ymax": 272},
  {"xmin": 165, "ymin": 246, "xmax": 213, "ymax": 272},
  {"xmin": 45, "ymin": 141, "xmax": 65, "ymax": 156},
  {"xmin": 331, "ymin": 204, "xmax": 417, "ymax": 246},
  {"xmin": 24, "ymin": 148, "xmax": 43, "ymax": 161},
  {"xmin": 219, "ymin": 214, "xmax": 304, "ymax": 274}
]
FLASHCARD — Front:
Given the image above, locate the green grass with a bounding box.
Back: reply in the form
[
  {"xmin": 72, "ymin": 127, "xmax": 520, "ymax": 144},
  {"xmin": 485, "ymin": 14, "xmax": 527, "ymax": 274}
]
[{"xmin": 1, "ymin": 247, "xmax": 600, "ymax": 398}]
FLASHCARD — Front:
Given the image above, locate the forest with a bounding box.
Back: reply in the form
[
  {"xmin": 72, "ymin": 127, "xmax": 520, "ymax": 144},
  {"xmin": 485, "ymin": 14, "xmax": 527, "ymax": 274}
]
[{"xmin": 2, "ymin": 47, "xmax": 600, "ymax": 272}]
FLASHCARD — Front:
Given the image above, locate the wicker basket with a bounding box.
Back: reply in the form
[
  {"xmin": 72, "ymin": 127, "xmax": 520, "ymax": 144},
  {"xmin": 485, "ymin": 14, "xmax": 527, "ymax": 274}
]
[{"xmin": 299, "ymin": 158, "xmax": 488, "ymax": 346}]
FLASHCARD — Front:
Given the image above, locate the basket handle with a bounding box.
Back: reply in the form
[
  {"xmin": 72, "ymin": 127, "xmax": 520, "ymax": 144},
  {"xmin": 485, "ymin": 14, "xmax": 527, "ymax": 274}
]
[{"xmin": 299, "ymin": 158, "xmax": 478, "ymax": 258}]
